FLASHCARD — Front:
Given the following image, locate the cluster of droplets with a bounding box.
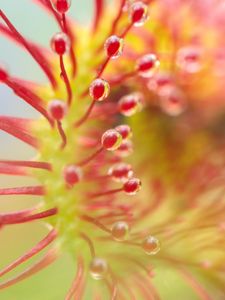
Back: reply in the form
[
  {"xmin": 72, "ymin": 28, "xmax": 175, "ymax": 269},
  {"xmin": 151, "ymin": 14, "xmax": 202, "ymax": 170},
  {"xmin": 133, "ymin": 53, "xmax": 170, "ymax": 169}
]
[
  {"xmin": 145, "ymin": 44, "xmax": 205, "ymax": 117},
  {"xmin": 0, "ymin": 0, "xmax": 161, "ymax": 287},
  {"xmin": 72, "ymin": 0, "xmax": 160, "ymax": 281},
  {"xmin": 48, "ymin": 0, "xmax": 160, "ymax": 255}
]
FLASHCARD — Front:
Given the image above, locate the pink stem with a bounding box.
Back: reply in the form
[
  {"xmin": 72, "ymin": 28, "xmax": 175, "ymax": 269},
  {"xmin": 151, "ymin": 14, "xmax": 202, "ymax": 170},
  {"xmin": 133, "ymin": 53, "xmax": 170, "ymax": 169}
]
[
  {"xmin": 111, "ymin": 285, "xmax": 118, "ymax": 300},
  {"xmin": 0, "ymin": 164, "xmax": 27, "ymax": 176},
  {"xmin": 80, "ymin": 233, "xmax": 96, "ymax": 257},
  {"xmin": 0, "ymin": 248, "xmax": 59, "ymax": 290},
  {"xmin": 179, "ymin": 268, "xmax": 213, "ymax": 300},
  {"xmin": 0, "ymin": 186, "xmax": 44, "ymax": 196},
  {"xmin": 81, "ymin": 215, "xmax": 111, "ymax": 234},
  {"xmin": 0, "ymin": 229, "xmax": 57, "ymax": 278},
  {"xmin": 77, "ymin": 147, "xmax": 103, "ymax": 167},
  {"xmin": 90, "ymin": 187, "xmax": 123, "ymax": 198},
  {"xmin": 97, "ymin": 57, "xmax": 110, "ymax": 78},
  {"xmin": 0, "ymin": 208, "xmax": 57, "ymax": 225},
  {"xmin": 109, "ymin": 0, "xmax": 126, "ymax": 36},
  {"xmin": 135, "ymin": 276, "xmax": 155, "ymax": 300},
  {"xmin": 61, "ymin": 13, "xmax": 77, "ymax": 77},
  {"xmin": 57, "ymin": 120, "xmax": 67, "ymax": 149},
  {"xmin": 109, "ymin": 71, "xmax": 136, "ymax": 86},
  {"xmin": 0, "ymin": 24, "xmax": 53, "ymax": 68},
  {"xmin": 0, "ymin": 160, "xmax": 51, "ymax": 171},
  {"xmin": 120, "ymin": 23, "xmax": 133, "ymax": 39},
  {"xmin": 74, "ymin": 99, "xmax": 95, "ymax": 128},
  {"xmin": 65, "ymin": 256, "xmax": 84, "ymax": 300},
  {"xmin": 59, "ymin": 55, "xmax": 72, "ymax": 106},
  {"xmin": 0, "ymin": 207, "xmax": 36, "ymax": 222}
]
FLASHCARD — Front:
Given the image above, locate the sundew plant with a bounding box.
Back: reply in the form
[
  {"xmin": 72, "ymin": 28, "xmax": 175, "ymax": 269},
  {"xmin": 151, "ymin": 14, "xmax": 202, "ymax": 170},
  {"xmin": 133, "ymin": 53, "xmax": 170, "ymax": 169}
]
[{"xmin": 0, "ymin": 0, "xmax": 225, "ymax": 299}]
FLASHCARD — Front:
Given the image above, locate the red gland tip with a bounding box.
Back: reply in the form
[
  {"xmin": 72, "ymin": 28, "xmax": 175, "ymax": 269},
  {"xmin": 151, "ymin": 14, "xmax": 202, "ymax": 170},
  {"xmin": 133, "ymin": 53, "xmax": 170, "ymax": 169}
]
[
  {"xmin": 108, "ymin": 163, "xmax": 133, "ymax": 182},
  {"xmin": 51, "ymin": 32, "xmax": 71, "ymax": 55},
  {"xmin": 137, "ymin": 54, "xmax": 160, "ymax": 78},
  {"xmin": 51, "ymin": 0, "xmax": 71, "ymax": 14},
  {"xmin": 118, "ymin": 93, "xmax": 143, "ymax": 116},
  {"xmin": 0, "ymin": 66, "xmax": 8, "ymax": 82},
  {"xmin": 104, "ymin": 35, "xmax": 124, "ymax": 59},
  {"xmin": 101, "ymin": 129, "xmax": 122, "ymax": 151},
  {"xmin": 89, "ymin": 78, "xmax": 110, "ymax": 101},
  {"xmin": 123, "ymin": 177, "xmax": 142, "ymax": 195},
  {"xmin": 63, "ymin": 165, "xmax": 82, "ymax": 186},
  {"xmin": 129, "ymin": 1, "xmax": 149, "ymax": 27},
  {"xmin": 48, "ymin": 100, "xmax": 67, "ymax": 120},
  {"xmin": 115, "ymin": 124, "xmax": 132, "ymax": 139}
]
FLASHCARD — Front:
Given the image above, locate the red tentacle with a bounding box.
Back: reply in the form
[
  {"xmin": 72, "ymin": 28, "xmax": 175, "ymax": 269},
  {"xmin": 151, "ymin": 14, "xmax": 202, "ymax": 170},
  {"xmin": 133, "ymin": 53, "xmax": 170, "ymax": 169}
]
[
  {"xmin": 3, "ymin": 77, "xmax": 53, "ymax": 125},
  {"xmin": 0, "ymin": 185, "xmax": 45, "ymax": 196},
  {"xmin": 0, "ymin": 248, "xmax": 59, "ymax": 290},
  {"xmin": 93, "ymin": 0, "xmax": 104, "ymax": 32},
  {"xmin": 0, "ymin": 164, "xmax": 27, "ymax": 176},
  {"xmin": 33, "ymin": 0, "xmax": 77, "ymax": 76},
  {"xmin": 65, "ymin": 256, "xmax": 84, "ymax": 300},
  {"xmin": 109, "ymin": 0, "xmax": 126, "ymax": 36},
  {"xmin": 59, "ymin": 55, "xmax": 72, "ymax": 106},
  {"xmin": 179, "ymin": 268, "xmax": 214, "ymax": 300},
  {"xmin": 0, "ymin": 160, "xmax": 52, "ymax": 171},
  {"xmin": 0, "ymin": 207, "xmax": 37, "ymax": 223},
  {"xmin": 0, "ymin": 23, "xmax": 52, "ymax": 67},
  {"xmin": 0, "ymin": 229, "xmax": 57, "ymax": 278},
  {"xmin": 0, "ymin": 10, "xmax": 57, "ymax": 89},
  {"xmin": 0, "ymin": 116, "xmax": 38, "ymax": 147},
  {"xmin": 0, "ymin": 207, "xmax": 57, "ymax": 225}
]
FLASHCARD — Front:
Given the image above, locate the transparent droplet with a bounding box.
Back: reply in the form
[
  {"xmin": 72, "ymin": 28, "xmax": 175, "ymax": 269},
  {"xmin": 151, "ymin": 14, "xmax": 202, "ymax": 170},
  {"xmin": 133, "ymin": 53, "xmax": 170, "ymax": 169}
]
[
  {"xmin": 159, "ymin": 86, "xmax": 187, "ymax": 117},
  {"xmin": 137, "ymin": 54, "xmax": 160, "ymax": 78},
  {"xmin": 142, "ymin": 236, "xmax": 160, "ymax": 255},
  {"xmin": 51, "ymin": 0, "xmax": 71, "ymax": 13},
  {"xmin": 108, "ymin": 163, "xmax": 133, "ymax": 182},
  {"xmin": 176, "ymin": 46, "xmax": 203, "ymax": 73},
  {"xmin": 118, "ymin": 93, "xmax": 143, "ymax": 117},
  {"xmin": 101, "ymin": 129, "xmax": 122, "ymax": 151},
  {"xmin": 115, "ymin": 124, "xmax": 132, "ymax": 140},
  {"xmin": 123, "ymin": 178, "xmax": 142, "ymax": 195},
  {"xmin": 89, "ymin": 78, "xmax": 110, "ymax": 101},
  {"xmin": 112, "ymin": 221, "xmax": 129, "ymax": 241},
  {"xmin": 48, "ymin": 99, "xmax": 67, "ymax": 120},
  {"xmin": 63, "ymin": 165, "xmax": 82, "ymax": 186},
  {"xmin": 90, "ymin": 257, "xmax": 108, "ymax": 280},
  {"xmin": 104, "ymin": 35, "xmax": 124, "ymax": 59},
  {"xmin": 51, "ymin": 32, "xmax": 71, "ymax": 55},
  {"xmin": 129, "ymin": 1, "xmax": 149, "ymax": 27}
]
